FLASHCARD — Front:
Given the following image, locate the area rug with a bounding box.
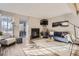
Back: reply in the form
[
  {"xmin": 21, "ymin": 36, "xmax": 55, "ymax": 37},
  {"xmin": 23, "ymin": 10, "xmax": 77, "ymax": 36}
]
[
  {"xmin": 23, "ymin": 44, "xmax": 73, "ymax": 56},
  {"xmin": 23, "ymin": 39, "xmax": 79, "ymax": 56},
  {"xmin": 23, "ymin": 47, "xmax": 59, "ymax": 56}
]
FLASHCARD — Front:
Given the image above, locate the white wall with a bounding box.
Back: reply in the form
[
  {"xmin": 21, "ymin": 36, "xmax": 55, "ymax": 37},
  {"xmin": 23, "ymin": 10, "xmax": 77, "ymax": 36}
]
[
  {"xmin": 48, "ymin": 14, "xmax": 74, "ymax": 32},
  {"xmin": 28, "ymin": 16, "xmax": 42, "ymax": 42},
  {"xmin": 29, "ymin": 14, "xmax": 74, "ymax": 32},
  {"xmin": 28, "ymin": 13, "xmax": 79, "ymax": 41},
  {"xmin": 1, "ymin": 10, "xmax": 79, "ymax": 43}
]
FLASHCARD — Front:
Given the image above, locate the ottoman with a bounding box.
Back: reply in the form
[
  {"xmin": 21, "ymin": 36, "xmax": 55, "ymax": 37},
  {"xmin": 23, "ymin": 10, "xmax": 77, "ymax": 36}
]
[{"xmin": 16, "ymin": 38, "xmax": 22, "ymax": 43}]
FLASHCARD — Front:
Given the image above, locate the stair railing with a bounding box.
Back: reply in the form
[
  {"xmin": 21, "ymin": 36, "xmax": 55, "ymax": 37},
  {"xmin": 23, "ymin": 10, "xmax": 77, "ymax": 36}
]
[{"xmin": 68, "ymin": 21, "xmax": 79, "ymax": 56}]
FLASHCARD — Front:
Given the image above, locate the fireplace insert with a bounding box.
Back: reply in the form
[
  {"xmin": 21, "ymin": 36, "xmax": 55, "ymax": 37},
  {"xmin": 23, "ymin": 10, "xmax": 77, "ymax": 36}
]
[{"xmin": 31, "ymin": 28, "xmax": 40, "ymax": 39}]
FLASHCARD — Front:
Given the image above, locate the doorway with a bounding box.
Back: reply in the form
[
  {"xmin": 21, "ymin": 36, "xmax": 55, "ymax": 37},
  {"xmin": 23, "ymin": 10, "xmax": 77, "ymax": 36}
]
[{"xmin": 19, "ymin": 17, "xmax": 28, "ymax": 38}]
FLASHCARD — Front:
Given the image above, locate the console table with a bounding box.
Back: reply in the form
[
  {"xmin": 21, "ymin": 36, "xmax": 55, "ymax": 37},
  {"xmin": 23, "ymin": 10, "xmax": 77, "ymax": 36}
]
[{"xmin": 16, "ymin": 37, "xmax": 23, "ymax": 43}]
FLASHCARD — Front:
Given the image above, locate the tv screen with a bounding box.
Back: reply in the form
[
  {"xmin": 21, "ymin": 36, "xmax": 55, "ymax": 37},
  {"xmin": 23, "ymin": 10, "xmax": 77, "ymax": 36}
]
[{"xmin": 40, "ymin": 19, "xmax": 48, "ymax": 25}]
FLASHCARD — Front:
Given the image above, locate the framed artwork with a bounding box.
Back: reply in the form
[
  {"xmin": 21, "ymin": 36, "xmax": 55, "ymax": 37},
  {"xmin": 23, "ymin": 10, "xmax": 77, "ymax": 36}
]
[{"xmin": 52, "ymin": 21, "xmax": 69, "ymax": 27}]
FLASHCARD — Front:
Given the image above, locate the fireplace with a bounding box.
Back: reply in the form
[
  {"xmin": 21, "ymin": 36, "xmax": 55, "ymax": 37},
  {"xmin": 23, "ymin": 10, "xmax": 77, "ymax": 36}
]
[{"xmin": 31, "ymin": 28, "xmax": 40, "ymax": 39}]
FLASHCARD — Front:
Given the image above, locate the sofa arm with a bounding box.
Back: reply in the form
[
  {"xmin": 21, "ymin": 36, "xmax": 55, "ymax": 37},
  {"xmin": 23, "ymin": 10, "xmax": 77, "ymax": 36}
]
[
  {"xmin": 0, "ymin": 38, "xmax": 16, "ymax": 45},
  {"xmin": 6, "ymin": 38, "xmax": 16, "ymax": 45},
  {"xmin": 0, "ymin": 39, "xmax": 7, "ymax": 45}
]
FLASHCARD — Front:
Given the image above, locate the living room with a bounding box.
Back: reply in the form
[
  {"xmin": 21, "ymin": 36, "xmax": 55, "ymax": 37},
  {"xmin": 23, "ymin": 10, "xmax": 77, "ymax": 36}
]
[{"xmin": 0, "ymin": 3, "xmax": 79, "ymax": 56}]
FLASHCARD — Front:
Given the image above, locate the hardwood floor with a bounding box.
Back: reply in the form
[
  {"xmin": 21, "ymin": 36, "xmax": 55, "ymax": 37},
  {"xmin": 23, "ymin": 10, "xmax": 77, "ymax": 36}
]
[
  {"xmin": 1, "ymin": 38, "xmax": 27, "ymax": 56},
  {"xmin": 32, "ymin": 38, "xmax": 79, "ymax": 56},
  {"xmin": 1, "ymin": 38, "xmax": 79, "ymax": 56},
  {"xmin": 2, "ymin": 43, "xmax": 25, "ymax": 56}
]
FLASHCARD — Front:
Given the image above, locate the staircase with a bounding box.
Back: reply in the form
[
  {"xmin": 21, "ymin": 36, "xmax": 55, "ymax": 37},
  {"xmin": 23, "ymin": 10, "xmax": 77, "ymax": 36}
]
[
  {"xmin": 68, "ymin": 21, "xmax": 79, "ymax": 56},
  {"xmin": 68, "ymin": 21, "xmax": 79, "ymax": 44}
]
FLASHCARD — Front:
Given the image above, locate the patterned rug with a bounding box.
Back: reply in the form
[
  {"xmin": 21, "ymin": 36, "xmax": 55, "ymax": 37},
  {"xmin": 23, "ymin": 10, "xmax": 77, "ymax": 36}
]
[
  {"xmin": 23, "ymin": 39, "xmax": 79, "ymax": 56},
  {"xmin": 23, "ymin": 47, "xmax": 60, "ymax": 56},
  {"xmin": 23, "ymin": 44, "xmax": 71, "ymax": 56}
]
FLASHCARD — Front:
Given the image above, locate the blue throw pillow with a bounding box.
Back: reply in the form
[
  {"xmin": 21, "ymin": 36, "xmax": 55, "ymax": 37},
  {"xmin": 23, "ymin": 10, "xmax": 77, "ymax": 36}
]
[{"xmin": 54, "ymin": 32, "xmax": 64, "ymax": 38}]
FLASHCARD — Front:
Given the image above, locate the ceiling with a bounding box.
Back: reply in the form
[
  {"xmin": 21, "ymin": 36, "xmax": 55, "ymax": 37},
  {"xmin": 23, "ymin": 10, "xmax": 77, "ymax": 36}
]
[{"xmin": 0, "ymin": 3, "xmax": 75, "ymax": 18}]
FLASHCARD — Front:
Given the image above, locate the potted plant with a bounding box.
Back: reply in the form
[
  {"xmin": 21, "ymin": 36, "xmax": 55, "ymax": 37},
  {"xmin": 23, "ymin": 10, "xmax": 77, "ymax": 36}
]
[
  {"xmin": 0, "ymin": 32, "xmax": 3, "ymax": 36},
  {"xmin": 0, "ymin": 32, "xmax": 3, "ymax": 41}
]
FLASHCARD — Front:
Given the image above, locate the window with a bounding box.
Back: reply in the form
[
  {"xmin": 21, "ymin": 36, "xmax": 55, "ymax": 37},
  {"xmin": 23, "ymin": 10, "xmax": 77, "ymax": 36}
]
[{"xmin": 0, "ymin": 16, "xmax": 13, "ymax": 36}]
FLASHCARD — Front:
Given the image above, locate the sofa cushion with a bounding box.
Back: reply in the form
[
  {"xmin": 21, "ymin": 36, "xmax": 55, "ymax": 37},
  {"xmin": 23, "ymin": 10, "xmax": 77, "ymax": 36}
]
[
  {"xmin": 0, "ymin": 38, "xmax": 16, "ymax": 45},
  {"xmin": 53, "ymin": 36, "xmax": 69, "ymax": 43},
  {"xmin": 54, "ymin": 32, "xmax": 63, "ymax": 37}
]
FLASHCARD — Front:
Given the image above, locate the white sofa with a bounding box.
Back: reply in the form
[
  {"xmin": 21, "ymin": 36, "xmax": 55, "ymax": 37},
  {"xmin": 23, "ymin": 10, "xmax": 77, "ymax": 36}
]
[{"xmin": 0, "ymin": 38, "xmax": 16, "ymax": 45}]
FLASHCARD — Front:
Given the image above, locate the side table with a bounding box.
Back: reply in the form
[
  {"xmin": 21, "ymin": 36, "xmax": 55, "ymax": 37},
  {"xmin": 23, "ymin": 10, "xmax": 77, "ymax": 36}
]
[{"xmin": 16, "ymin": 37, "xmax": 23, "ymax": 43}]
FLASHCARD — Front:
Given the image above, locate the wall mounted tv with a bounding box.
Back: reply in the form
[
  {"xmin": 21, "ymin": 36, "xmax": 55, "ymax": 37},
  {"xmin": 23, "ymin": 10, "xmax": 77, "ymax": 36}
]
[{"xmin": 40, "ymin": 19, "xmax": 48, "ymax": 25}]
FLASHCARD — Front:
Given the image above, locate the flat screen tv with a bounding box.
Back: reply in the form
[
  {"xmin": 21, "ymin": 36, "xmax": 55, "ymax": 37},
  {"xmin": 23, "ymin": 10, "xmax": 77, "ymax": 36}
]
[{"xmin": 40, "ymin": 19, "xmax": 48, "ymax": 25}]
